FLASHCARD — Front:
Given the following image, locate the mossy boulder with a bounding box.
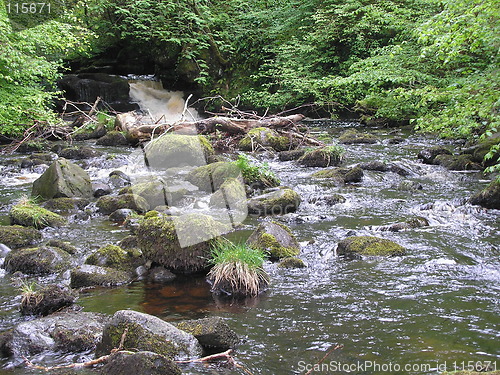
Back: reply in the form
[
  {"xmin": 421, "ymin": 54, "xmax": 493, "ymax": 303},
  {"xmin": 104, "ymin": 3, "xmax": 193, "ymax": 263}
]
[
  {"xmin": 137, "ymin": 214, "xmax": 230, "ymax": 273},
  {"xmin": 144, "ymin": 134, "xmax": 214, "ymax": 170},
  {"xmin": 338, "ymin": 129, "xmax": 379, "ymax": 144},
  {"xmin": 58, "ymin": 146, "xmax": 103, "ymax": 160},
  {"xmin": 247, "ymin": 188, "xmax": 301, "ymax": 216},
  {"xmin": 20, "ymin": 284, "xmax": 77, "ymax": 316},
  {"xmin": 298, "ymin": 146, "xmax": 344, "ymax": 167},
  {"xmin": 4, "ymin": 246, "xmax": 72, "ymax": 275},
  {"xmin": 123, "ymin": 179, "xmax": 188, "ymax": 207},
  {"xmin": 247, "ymin": 221, "xmax": 300, "ymax": 259},
  {"xmin": 462, "ymin": 136, "xmax": 500, "ymax": 166},
  {"xmin": 96, "ymin": 131, "xmax": 129, "ymax": 146},
  {"xmin": 45, "ymin": 239, "xmax": 78, "ymax": 254},
  {"xmin": 469, "ymin": 181, "xmax": 500, "ymax": 209},
  {"xmin": 85, "ymin": 244, "xmax": 141, "ymax": 271},
  {"xmin": 41, "ymin": 197, "xmax": 91, "ymax": 214},
  {"xmin": 32, "ymin": 158, "xmax": 93, "ymax": 199},
  {"xmin": 0, "ymin": 225, "xmax": 42, "ymax": 249},
  {"xmin": 70, "ymin": 265, "xmax": 131, "ymax": 288},
  {"xmin": 7, "ymin": 311, "xmax": 109, "ymax": 357},
  {"xmin": 101, "ymin": 351, "xmax": 181, "ymax": 375},
  {"xmin": 186, "ymin": 161, "xmax": 241, "ymax": 192},
  {"xmin": 312, "ymin": 166, "xmax": 364, "ymax": 184},
  {"xmin": 337, "ymin": 236, "xmax": 407, "ymax": 258},
  {"xmin": 97, "ymin": 310, "xmax": 202, "ymax": 360},
  {"xmin": 278, "ymin": 149, "xmax": 307, "ymax": 161},
  {"xmin": 396, "ymin": 180, "xmax": 423, "ymax": 191},
  {"xmin": 278, "ymin": 257, "xmax": 307, "ymax": 268},
  {"xmin": 96, "ymin": 193, "xmax": 149, "ymax": 214},
  {"xmin": 176, "ymin": 317, "xmax": 239, "ymax": 350},
  {"xmin": 209, "ymin": 178, "xmax": 247, "ymax": 222},
  {"xmin": 238, "ymin": 127, "xmax": 292, "ymax": 151},
  {"xmin": 9, "ymin": 202, "xmax": 66, "ymax": 229},
  {"xmin": 417, "ymin": 146, "xmax": 452, "ymax": 164},
  {"xmin": 433, "ymin": 154, "xmax": 483, "ymax": 170}
]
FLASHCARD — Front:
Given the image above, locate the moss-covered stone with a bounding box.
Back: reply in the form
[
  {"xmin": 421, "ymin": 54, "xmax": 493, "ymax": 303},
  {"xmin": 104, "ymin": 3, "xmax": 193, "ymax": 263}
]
[
  {"xmin": 32, "ymin": 158, "xmax": 93, "ymax": 199},
  {"xmin": 97, "ymin": 310, "xmax": 202, "ymax": 360},
  {"xmin": 70, "ymin": 265, "xmax": 131, "ymax": 288},
  {"xmin": 278, "ymin": 257, "xmax": 307, "ymax": 268},
  {"xmin": 102, "ymin": 351, "xmax": 182, "ymax": 375},
  {"xmin": 9, "ymin": 202, "xmax": 67, "ymax": 229},
  {"xmin": 247, "ymin": 221, "xmax": 300, "ymax": 259},
  {"xmin": 4, "ymin": 246, "xmax": 72, "ymax": 275},
  {"xmin": 312, "ymin": 166, "xmax": 364, "ymax": 184},
  {"xmin": 338, "ymin": 129, "xmax": 379, "ymax": 144},
  {"xmin": 417, "ymin": 145, "xmax": 453, "ymax": 164},
  {"xmin": 298, "ymin": 146, "xmax": 344, "ymax": 167},
  {"xmin": 209, "ymin": 177, "xmax": 247, "ymax": 215},
  {"xmin": 0, "ymin": 225, "xmax": 42, "ymax": 249},
  {"xmin": 278, "ymin": 149, "xmax": 307, "ymax": 161},
  {"xmin": 434, "ymin": 154, "xmax": 482, "ymax": 170},
  {"xmin": 308, "ymin": 194, "xmax": 346, "ymax": 206},
  {"xmin": 337, "ymin": 236, "xmax": 407, "ymax": 258},
  {"xmin": 137, "ymin": 214, "xmax": 230, "ymax": 274},
  {"xmin": 45, "ymin": 239, "xmax": 77, "ymax": 254},
  {"xmin": 96, "ymin": 131, "xmax": 129, "ymax": 146},
  {"xmin": 469, "ymin": 180, "xmax": 500, "ymax": 209},
  {"xmin": 42, "ymin": 197, "xmax": 91, "ymax": 214},
  {"xmin": 186, "ymin": 161, "xmax": 241, "ymax": 192},
  {"xmin": 247, "ymin": 188, "xmax": 301, "ymax": 216},
  {"xmin": 85, "ymin": 244, "xmax": 140, "ymax": 271},
  {"xmin": 20, "ymin": 284, "xmax": 77, "ymax": 316},
  {"xmin": 96, "ymin": 193, "xmax": 149, "ymax": 214},
  {"xmin": 144, "ymin": 134, "xmax": 215, "ymax": 170},
  {"xmin": 122, "ymin": 179, "xmax": 188, "ymax": 207},
  {"xmin": 176, "ymin": 317, "xmax": 239, "ymax": 350},
  {"xmin": 238, "ymin": 127, "xmax": 292, "ymax": 151},
  {"xmin": 58, "ymin": 146, "xmax": 103, "ymax": 160}
]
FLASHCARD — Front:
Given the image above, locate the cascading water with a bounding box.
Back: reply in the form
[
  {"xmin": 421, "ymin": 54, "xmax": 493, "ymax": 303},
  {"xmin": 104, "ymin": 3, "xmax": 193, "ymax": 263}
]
[{"xmin": 128, "ymin": 76, "xmax": 201, "ymax": 124}]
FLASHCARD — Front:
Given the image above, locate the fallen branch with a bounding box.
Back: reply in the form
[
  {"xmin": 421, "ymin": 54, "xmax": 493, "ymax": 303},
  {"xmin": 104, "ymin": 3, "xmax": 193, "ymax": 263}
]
[{"xmin": 304, "ymin": 344, "xmax": 343, "ymax": 375}]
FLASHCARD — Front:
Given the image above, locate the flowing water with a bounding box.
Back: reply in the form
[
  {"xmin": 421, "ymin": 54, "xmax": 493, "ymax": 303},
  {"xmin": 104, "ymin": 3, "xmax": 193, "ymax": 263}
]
[{"xmin": 0, "ymin": 114, "xmax": 498, "ymax": 373}]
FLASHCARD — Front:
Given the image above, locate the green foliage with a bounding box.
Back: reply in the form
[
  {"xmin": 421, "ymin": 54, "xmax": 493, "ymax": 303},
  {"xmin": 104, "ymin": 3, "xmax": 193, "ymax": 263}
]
[
  {"xmin": 209, "ymin": 240, "xmax": 266, "ymax": 269},
  {"xmin": 234, "ymin": 153, "xmax": 280, "ymax": 186}
]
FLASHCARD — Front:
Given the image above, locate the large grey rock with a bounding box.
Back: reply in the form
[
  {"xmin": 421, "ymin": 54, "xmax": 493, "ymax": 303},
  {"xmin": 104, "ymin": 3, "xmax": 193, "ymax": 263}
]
[
  {"xmin": 32, "ymin": 158, "xmax": 93, "ymax": 199},
  {"xmin": 101, "ymin": 351, "xmax": 181, "ymax": 375},
  {"xmin": 97, "ymin": 310, "xmax": 202, "ymax": 360},
  {"xmin": 6, "ymin": 311, "xmax": 109, "ymax": 358},
  {"xmin": 176, "ymin": 317, "xmax": 239, "ymax": 350}
]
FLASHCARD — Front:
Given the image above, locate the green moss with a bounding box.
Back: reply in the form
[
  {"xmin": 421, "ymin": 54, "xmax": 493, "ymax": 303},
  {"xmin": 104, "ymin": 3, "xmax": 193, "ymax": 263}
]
[
  {"xmin": 70, "ymin": 265, "xmax": 130, "ymax": 288},
  {"xmin": 186, "ymin": 162, "xmax": 241, "ymax": 191},
  {"xmin": 9, "ymin": 202, "xmax": 67, "ymax": 229},
  {"xmin": 144, "ymin": 210, "xmax": 160, "ymax": 219},
  {"xmin": 298, "ymin": 145, "xmax": 345, "ymax": 167},
  {"xmin": 0, "ymin": 225, "xmax": 42, "ymax": 249},
  {"xmin": 260, "ymin": 233, "xmax": 299, "ymax": 258},
  {"xmin": 311, "ymin": 166, "xmax": 363, "ymax": 184},
  {"xmin": 278, "ymin": 257, "xmax": 306, "ymax": 268},
  {"xmin": 85, "ymin": 244, "xmax": 130, "ymax": 270},
  {"xmin": 338, "ymin": 236, "xmax": 407, "ymax": 257},
  {"xmin": 46, "ymin": 239, "xmax": 77, "ymax": 254},
  {"xmin": 338, "ymin": 129, "xmax": 379, "ymax": 144},
  {"xmin": 96, "ymin": 194, "xmax": 149, "ymax": 214},
  {"xmin": 238, "ymin": 127, "xmax": 291, "ymax": 151},
  {"xmin": 247, "ymin": 188, "xmax": 301, "ymax": 216},
  {"xmin": 4, "ymin": 246, "xmax": 72, "ymax": 275}
]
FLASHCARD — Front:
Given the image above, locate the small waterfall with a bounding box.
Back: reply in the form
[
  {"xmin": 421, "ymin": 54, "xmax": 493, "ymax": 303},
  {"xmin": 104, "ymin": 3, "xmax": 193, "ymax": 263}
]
[{"xmin": 128, "ymin": 77, "xmax": 201, "ymax": 124}]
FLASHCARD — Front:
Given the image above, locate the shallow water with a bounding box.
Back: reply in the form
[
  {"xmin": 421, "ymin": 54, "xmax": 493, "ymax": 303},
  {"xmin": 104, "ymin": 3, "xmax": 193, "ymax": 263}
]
[{"xmin": 0, "ymin": 122, "xmax": 498, "ymax": 374}]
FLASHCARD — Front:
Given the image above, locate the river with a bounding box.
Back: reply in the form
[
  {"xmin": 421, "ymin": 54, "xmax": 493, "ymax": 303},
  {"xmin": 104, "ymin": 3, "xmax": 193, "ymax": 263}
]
[{"xmin": 0, "ymin": 121, "xmax": 498, "ymax": 374}]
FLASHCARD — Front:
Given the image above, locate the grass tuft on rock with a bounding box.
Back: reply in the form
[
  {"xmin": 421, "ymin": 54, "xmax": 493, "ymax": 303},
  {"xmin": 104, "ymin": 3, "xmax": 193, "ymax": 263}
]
[{"xmin": 207, "ymin": 241, "xmax": 269, "ymax": 297}]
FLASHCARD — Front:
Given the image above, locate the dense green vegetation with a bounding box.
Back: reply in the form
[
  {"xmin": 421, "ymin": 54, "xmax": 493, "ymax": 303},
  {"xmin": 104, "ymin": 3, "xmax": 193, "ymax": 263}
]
[{"xmin": 1, "ymin": 0, "xmax": 498, "ymax": 171}]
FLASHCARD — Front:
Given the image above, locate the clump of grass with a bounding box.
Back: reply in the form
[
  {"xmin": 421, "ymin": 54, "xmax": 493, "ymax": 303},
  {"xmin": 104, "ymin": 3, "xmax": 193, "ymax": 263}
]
[
  {"xmin": 207, "ymin": 240, "xmax": 270, "ymax": 297},
  {"xmin": 234, "ymin": 153, "xmax": 280, "ymax": 187},
  {"xmin": 19, "ymin": 279, "xmax": 42, "ymax": 309}
]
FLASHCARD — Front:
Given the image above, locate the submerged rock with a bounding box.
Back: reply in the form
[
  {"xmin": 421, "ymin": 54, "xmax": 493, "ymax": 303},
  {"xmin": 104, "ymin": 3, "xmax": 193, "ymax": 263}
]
[
  {"xmin": 238, "ymin": 127, "xmax": 292, "ymax": 152},
  {"xmin": 308, "ymin": 194, "xmax": 346, "ymax": 206},
  {"xmin": 469, "ymin": 181, "xmax": 500, "ymax": 209},
  {"xmin": 176, "ymin": 316, "xmax": 239, "ymax": 350},
  {"xmin": 247, "ymin": 188, "xmax": 301, "ymax": 216},
  {"xmin": 338, "ymin": 129, "xmax": 379, "ymax": 144},
  {"xmin": 358, "ymin": 161, "xmax": 411, "ymax": 176},
  {"xmin": 96, "ymin": 193, "xmax": 149, "ymax": 214},
  {"xmin": 102, "ymin": 351, "xmax": 181, "ymax": 375},
  {"xmin": 32, "ymin": 158, "xmax": 93, "ymax": 199},
  {"xmin": 337, "ymin": 236, "xmax": 407, "ymax": 258},
  {"xmin": 137, "ymin": 213, "xmax": 230, "ymax": 273},
  {"xmin": 0, "ymin": 225, "xmax": 42, "ymax": 249},
  {"xmin": 5, "ymin": 311, "xmax": 109, "ymax": 358},
  {"xmin": 147, "ymin": 267, "xmax": 177, "ymax": 283},
  {"xmin": 298, "ymin": 146, "xmax": 344, "ymax": 167},
  {"xmin": 96, "ymin": 130, "xmax": 129, "ymax": 146},
  {"xmin": 70, "ymin": 265, "xmax": 131, "ymax": 288},
  {"xmin": 58, "ymin": 146, "xmax": 103, "ymax": 160},
  {"xmin": 371, "ymin": 217, "xmax": 429, "ymax": 232},
  {"xmin": 433, "ymin": 154, "xmax": 482, "ymax": 170},
  {"xmin": 20, "ymin": 284, "xmax": 77, "ymax": 317},
  {"xmin": 278, "ymin": 257, "xmax": 307, "ymax": 268},
  {"xmin": 417, "ymin": 146, "xmax": 452, "ymax": 164},
  {"xmin": 9, "ymin": 202, "xmax": 66, "ymax": 229},
  {"xmin": 247, "ymin": 221, "xmax": 300, "ymax": 259},
  {"xmin": 97, "ymin": 310, "xmax": 202, "ymax": 360},
  {"xmin": 312, "ymin": 166, "xmax": 364, "ymax": 184},
  {"xmin": 144, "ymin": 134, "xmax": 214, "ymax": 170},
  {"xmin": 4, "ymin": 246, "xmax": 72, "ymax": 275}
]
